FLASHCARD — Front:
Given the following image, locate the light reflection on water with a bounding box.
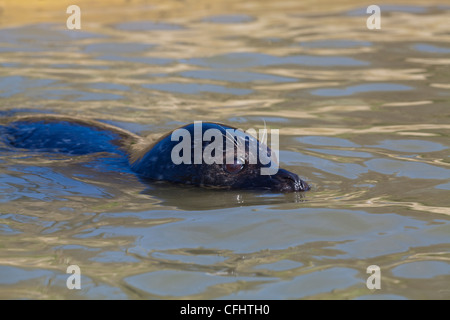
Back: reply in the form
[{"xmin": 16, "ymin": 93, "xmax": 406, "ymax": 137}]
[{"xmin": 0, "ymin": 0, "xmax": 449, "ymax": 300}]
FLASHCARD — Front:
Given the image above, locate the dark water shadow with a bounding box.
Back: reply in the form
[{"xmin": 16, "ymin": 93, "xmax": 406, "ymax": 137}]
[{"xmin": 140, "ymin": 179, "xmax": 307, "ymax": 211}]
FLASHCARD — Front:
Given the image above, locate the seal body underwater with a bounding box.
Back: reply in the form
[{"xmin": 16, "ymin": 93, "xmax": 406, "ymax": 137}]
[{"xmin": 1, "ymin": 114, "xmax": 310, "ymax": 192}]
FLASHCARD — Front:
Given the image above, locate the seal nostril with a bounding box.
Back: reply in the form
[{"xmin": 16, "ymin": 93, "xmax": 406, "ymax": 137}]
[
  {"xmin": 300, "ymin": 180, "xmax": 310, "ymax": 191},
  {"xmin": 272, "ymin": 168, "xmax": 310, "ymax": 192}
]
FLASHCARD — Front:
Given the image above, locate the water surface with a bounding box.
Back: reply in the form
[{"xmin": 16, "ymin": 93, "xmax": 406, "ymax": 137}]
[{"xmin": 0, "ymin": 0, "xmax": 449, "ymax": 299}]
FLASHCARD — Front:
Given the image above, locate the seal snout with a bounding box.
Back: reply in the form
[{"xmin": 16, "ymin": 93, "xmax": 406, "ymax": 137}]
[{"xmin": 273, "ymin": 168, "xmax": 310, "ymax": 192}]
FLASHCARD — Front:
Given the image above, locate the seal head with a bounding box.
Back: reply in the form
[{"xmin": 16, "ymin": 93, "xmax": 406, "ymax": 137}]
[{"xmin": 130, "ymin": 122, "xmax": 309, "ymax": 192}]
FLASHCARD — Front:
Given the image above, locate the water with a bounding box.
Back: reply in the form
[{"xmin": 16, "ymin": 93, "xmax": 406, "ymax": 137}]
[{"xmin": 0, "ymin": 0, "xmax": 449, "ymax": 299}]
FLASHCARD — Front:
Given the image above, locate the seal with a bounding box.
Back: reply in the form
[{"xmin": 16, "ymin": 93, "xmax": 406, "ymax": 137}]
[{"xmin": 1, "ymin": 114, "xmax": 310, "ymax": 192}]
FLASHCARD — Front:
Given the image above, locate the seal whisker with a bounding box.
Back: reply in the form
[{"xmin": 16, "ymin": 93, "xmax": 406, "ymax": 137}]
[
  {"xmin": 217, "ymin": 124, "xmax": 238, "ymax": 148},
  {"xmin": 262, "ymin": 118, "xmax": 267, "ymax": 145}
]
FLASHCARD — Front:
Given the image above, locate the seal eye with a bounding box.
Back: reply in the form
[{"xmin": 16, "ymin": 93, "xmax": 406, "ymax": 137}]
[{"xmin": 224, "ymin": 158, "xmax": 245, "ymax": 174}]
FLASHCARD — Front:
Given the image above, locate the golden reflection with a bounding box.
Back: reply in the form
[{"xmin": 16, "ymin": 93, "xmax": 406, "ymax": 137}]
[
  {"xmin": 303, "ymin": 192, "xmax": 450, "ymax": 217},
  {"xmin": 407, "ymin": 58, "xmax": 450, "ymax": 65},
  {"xmin": 382, "ymin": 101, "xmax": 433, "ymax": 107},
  {"xmin": 255, "ymin": 82, "xmax": 341, "ymax": 91},
  {"xmin": 397, "ymin": 132, "xmax": 439, "ymax": 137},
  {"xmin": 282, "ymin": 124, "xmax": 450, "ymax": 136},
  {"xmin": 351, "ymin": 197, "xmax": 450, "ymax": 216},
  {"xmin": 268, "ymin": 68, "xmax": 427, "ymax": 81},
  {"xmin": 430, "ymin": 83, "xmax": 450, "ymax": 89}
]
